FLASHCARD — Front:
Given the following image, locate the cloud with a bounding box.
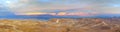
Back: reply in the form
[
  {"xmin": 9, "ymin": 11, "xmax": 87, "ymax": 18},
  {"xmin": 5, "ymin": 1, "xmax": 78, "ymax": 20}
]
[
  {"xmin": 1, "ymin": 0, "xmax": 120, "ymax": 16},
  {"xmin": 10, "ymin": 0, "xmax": 91, "ymax": 13}
]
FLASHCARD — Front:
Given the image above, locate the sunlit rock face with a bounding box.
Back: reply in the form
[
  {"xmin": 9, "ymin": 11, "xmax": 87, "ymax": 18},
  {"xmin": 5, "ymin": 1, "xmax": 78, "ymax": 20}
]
[{"xmin": 0, "ymin": 18, "xmax": 119, "ymax": 32}]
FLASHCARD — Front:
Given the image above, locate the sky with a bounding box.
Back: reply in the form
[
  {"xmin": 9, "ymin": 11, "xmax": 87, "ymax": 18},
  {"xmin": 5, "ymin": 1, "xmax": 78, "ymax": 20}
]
[{"xmin": 0, "ymin": 0, "xmax": 120, "ymax": 16}]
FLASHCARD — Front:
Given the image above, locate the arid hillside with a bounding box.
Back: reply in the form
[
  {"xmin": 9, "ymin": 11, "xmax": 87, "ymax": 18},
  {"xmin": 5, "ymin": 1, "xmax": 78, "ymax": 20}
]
[{"xmin": 0, "ymin": 18, "xmax": 120, "ymax": 32}]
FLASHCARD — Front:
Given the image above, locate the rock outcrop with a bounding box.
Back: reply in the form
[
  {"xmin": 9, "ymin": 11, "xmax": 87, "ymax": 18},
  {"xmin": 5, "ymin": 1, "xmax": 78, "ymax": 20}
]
[{"xmin": 0, "ymin": 18, "xmax": 119, "ymax": 32}]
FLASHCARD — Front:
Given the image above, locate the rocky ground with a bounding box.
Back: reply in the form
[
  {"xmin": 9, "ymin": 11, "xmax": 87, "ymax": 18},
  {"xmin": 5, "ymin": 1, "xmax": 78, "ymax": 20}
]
[{"xmin": 0, "ymin": 18, "xmax": 119, "ymax": 32}]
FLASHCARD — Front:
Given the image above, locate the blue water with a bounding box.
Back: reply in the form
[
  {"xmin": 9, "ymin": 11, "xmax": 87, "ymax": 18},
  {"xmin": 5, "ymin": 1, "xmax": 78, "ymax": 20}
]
[
  {"xmin": 0, "ymin": 15, "xmax": 82, "ymax": 20},
  {"xmin": 0, "ymin": 14, "xmax": 120, "ymax": 20}
]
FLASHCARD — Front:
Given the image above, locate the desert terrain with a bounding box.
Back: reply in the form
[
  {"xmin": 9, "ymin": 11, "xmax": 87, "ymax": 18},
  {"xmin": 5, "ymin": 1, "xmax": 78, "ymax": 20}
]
[{"xmin": 0, "ymin": 18, "xmax": 119, "ymax": 32}]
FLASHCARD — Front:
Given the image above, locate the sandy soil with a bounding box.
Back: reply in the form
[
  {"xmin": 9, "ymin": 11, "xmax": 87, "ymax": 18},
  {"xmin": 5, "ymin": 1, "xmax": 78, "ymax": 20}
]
[{"xmin": 0, "ymin": 18, "xmax": 119, "ymax": 32}]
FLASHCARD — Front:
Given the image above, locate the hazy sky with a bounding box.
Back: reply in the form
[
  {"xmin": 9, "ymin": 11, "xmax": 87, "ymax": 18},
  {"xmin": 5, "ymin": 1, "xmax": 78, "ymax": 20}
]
[{"xmin": 0, "ymin": 0, "xmax": 120, "ymax": 16}]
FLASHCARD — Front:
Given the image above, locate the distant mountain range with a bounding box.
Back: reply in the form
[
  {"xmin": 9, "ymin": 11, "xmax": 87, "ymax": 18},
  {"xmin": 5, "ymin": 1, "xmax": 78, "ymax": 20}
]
[{"xmin": 0, "ymin": 14, "xmax": 120, "ymax": 20}]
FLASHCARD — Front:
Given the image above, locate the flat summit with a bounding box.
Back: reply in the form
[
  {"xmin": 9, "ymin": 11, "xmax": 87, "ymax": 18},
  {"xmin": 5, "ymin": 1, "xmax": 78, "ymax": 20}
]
[{"xmin": 0, "ymin": 18, "xmax": 119, "ymax": 32}]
